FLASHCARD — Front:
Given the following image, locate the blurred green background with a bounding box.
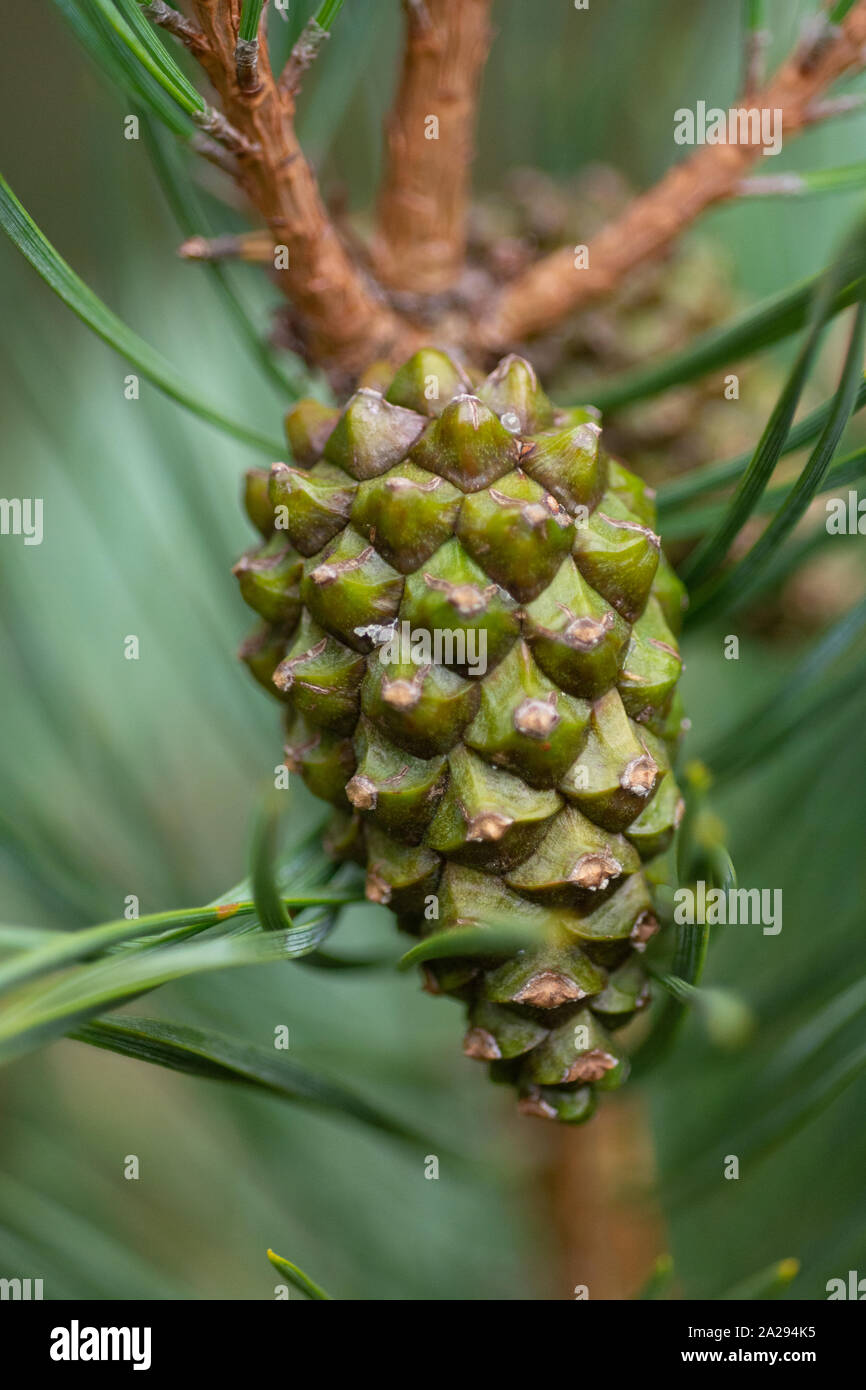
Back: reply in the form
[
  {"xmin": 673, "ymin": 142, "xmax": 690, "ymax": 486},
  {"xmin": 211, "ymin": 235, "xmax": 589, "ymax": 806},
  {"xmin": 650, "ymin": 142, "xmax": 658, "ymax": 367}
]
[{"xmin": 1, "ymin": 0, "xmax": 865, "ymax": 1300}]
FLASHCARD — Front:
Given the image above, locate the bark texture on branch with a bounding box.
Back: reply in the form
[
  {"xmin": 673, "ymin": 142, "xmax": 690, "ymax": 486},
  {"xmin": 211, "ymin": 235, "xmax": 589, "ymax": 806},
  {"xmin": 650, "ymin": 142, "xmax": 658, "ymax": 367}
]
[
  {"xmin": 373, "ymin": 0, "xmax": 494, "ymax": 294},
  {"xmin": 475, "ymin": 2, "xmax": 866, "ymax": 352},
  {"xmin": 187, "ymin": 1, "xmax": 411, "ymax": 376},
  {"xmin": 544, "ymin": 1095, "xmax": 664, "ymax": 1300},
  {"xmin": 143, "ymin": 0, "xmax": 211, "ymax": 60}
]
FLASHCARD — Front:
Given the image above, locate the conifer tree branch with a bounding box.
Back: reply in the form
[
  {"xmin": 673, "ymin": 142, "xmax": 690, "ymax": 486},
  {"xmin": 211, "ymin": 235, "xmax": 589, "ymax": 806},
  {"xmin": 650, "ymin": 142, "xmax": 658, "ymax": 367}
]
[
  {"xmin": 189, "ymin": 131, "xmax": 241, "ymax": 177},
  {"xmin": 546, "ymin": 1097, "xmax": 664, "ymax": 1300},
  {"xmin": 372, "ymin": 0, "xmax": 494, "ymax": 295},
  {"xmin": 141, "ymin": 0, "xmax": 211, "ymax": 60},
  {"xmin": 277, "ymin": 2, "xmax": 347, "ymax": 95},
  {"xmin": 179, "ymin": 0, "xmax": 411, "ymax": 376},
  {"xmin": 740, "ymin": 0, "xmax": 769, "ymax": 97},
  {"xmin": 474, "ymin": 0, "xmax": 866, "ymax": 353},
  {"xmin": 805, "ymin": 91, "xmax": 866, "ymax": 122},
  {"xmin": 179, "ymin": 229, "xmax": 276, "ymax": 262},
  {"xmin": 235, "ymin": 35, "xmax": 261, "ymax": 94},
  {"xmin": 279, "ymin": 17, "xmax": 330, "ymax": 95}
]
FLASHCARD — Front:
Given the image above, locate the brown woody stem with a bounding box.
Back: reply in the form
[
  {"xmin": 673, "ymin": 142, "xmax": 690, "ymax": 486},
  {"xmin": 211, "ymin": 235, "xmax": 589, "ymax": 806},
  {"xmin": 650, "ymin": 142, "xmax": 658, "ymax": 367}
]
[
  {"xmin": 142, "ymin": 0, "xmax": 211, "ymax": 58},
  {"xmin": 179, "ymin": 229, "xmax": 276, "ymax": 262},
  {"xmin": 193, "ymin": 105, "xmax": 258, "ymax": 156},
  {"xmin": 235, "ymin": 37, "xmax": 261, "ymax": 94},
  {"xmin": 544, "ymin": 1095, "xmax": 665, "ymax": 1300},
  {"xmin": 475, "ymin": 0, "xmax": 866, "ymax": 352},
  {"xmin": 742, "ymin": 27, "xmax": 770, "ymax": 96},
  {"xmin": 806, "ymin": 92, "xmax": 866, "ymax": 122},
  {"xmin": 189, "ymin": 132, "xmax": 240, "ymax": 178},
  {"xmin": 279, "ymin": 19, "xmax": 330, "ymax": 96},
  {"xmin": 186, "ymin": 0, "xmax": 411, "ymax": 376},
  {"xmin": 372, "ymin": 0, "xmax": 494, "ymax": 294}
]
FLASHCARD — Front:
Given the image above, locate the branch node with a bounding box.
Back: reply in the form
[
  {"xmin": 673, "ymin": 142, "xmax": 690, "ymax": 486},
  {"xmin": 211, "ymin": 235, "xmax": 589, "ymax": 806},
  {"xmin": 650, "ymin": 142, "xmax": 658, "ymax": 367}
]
[
  {"xmin": 405, "ymin": 0, "xmax": 433, "ymax": 35},
  {"xmin": 473, "ymin": 0, "xmax": 866, "ymax": 352},
  {"xmin": 193, "ymin": 106, "xmax": 259, "ymax": 158},
  {"xmin": 796, "ymin": 14, "xmax": 841, "ymax": 74},
  {"xmin": 183, "ymin": 0, "xmax": 411, "ymax": 373},
  {"xmin": 142, "ymin": 0, "xmax": 209, "ymax": 55},
  {"xmin": 742, "ymin": 27, "xmax": 770, "ymax": 96},
  {"xmin": 373, "ymin": 0, "xmax": 495, "ymax": 294},
  {"xmin": 178, "ymin": 230, "xmax": 276, "ymax": 262},
  {"xmin": 737, "ymin": 173, "xmax": 806, "ymax": 197},
  {"xmin": 235, "ymin": 37, "xmax": 262, "ymax": 95},
  {"xmin": 805, "ymin": 91, "xmax": 866, "ymax": 123},
  {"xmin": 189, "ymin": 131, "xmax": 241, "ymax": 177},
  {"xmin": 279, "ymin": 20, "xmax": 330, "ymax": 96}
]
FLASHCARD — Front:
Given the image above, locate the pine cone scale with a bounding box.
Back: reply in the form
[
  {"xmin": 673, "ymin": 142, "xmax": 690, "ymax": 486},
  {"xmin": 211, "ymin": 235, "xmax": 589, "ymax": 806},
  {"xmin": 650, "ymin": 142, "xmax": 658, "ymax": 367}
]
[{"xmin": 237, "ymin": 350, "xmax": 686, "ymax": 1123}]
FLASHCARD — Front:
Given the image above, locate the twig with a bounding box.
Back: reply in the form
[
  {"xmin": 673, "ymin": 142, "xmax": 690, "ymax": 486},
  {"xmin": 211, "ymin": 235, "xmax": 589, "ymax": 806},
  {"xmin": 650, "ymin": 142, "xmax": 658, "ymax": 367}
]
[
  {"xmin": 544, "ymin": 1097, "xmax": 665, "ymax": 1300},
  {"xmin": 179, "ymin": 229, "xmax": 276, "ymax": 262},
  {"xmin": 189, "ymin": 132, "xmax": 241, "ymax": 178},
  {"xmin": 806, "ymin": 91, "xmax": 866, "ymax": 121},
  {"xmin": 737, "ymin": 173, "xmax": 807, "ymax": 196},
  {"xmin": 372, "ymin": 0, "xmax": 494, "ymax": 294},
  {"xmin": 743, "ymin": 30, "xmax": 770, "ymax": 95},
  {"xmin": 185, "ymin": 0, "xmax": 411, "ymax": 375},
  {"xmin": 142, "ymin": 0, "xmax": 211, "ymax": 59},
  {"xmin": 741, "ymin": 0, "xmax": 769, "ymax": 95},
  {"xmin": 193, "ymin": 105, "xmax": 259, "ymax": 157},
  {"xmin": 743, "ymin": 30, "xmax": 771, "ymax": 94},
  {"xmin": 795, "ymin": 10, "xmax": 841, "ymax": 74},
  {"xmin": 236, "ymin": 0, "xmax": 265, "ymax": 94},
  {"xmin": 279, "ymin": 2, "xmax": 346, "ymax": 95},
  {"xmin": 279, "ymin": 19, "xmax": 330, "ymax": 95},
  {"xmin": 474, "ymin": 0, "xmax": 866, "ymax": 353},
  {"xmin": 235, "ymin": 37, "xmax": 262, "ymax": 94}
]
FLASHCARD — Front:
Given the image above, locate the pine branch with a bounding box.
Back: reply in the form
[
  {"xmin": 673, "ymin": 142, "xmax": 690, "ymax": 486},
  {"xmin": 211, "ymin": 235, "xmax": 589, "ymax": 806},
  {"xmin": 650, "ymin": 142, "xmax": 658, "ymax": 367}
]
[
  {"xmin": 188, "ymin": 130, "xmax": 241, "ymax": 176},
  {"xmin": 141, "ymin": 0, "xmax": 211, "ymax": 59},
  {"xmin": 235, "ymin": 0, "xmax": 265, "ymax": 95},
  {"xmin": 738, "ymin": 160, "xmax": 866, "ymax": 197},
  {"xmin": 279, "ymin": 0, "xmax": 346, "ymax": 96},
  {"xmin": 141, "ymin": 115, "xmax": 303, "ymax": 395},
  {"xmin": 372, "ymin": 0, "xmax": 494, "ymax": 295},
  {"xmin": 546, "ymin": 1098, "xmax": 665, "ymax": 1302},
  {"xmin": 687, "ymin": 298, "xmax": 866, "ymax": 622},
  {"xmin": 0, "ymin": 175, "xmax": 282, "ymax": 454},
  {"xmin": 475, "ymin": 0, "xmax": 866, "ymax": 352},
  {"xmin": 173, "ymin": 0, "xmax": 410, "ymax": 375},
  {"xmin": 741, "ymin": 0, "xmax": 769, "ymax": 96},
  {"xmin": 805, "ymin": 91, "xmax": 866, "ymax": 122},
  {"xmin": 178, "ymin": 228, "xmax": 276, "ymax": 262}
]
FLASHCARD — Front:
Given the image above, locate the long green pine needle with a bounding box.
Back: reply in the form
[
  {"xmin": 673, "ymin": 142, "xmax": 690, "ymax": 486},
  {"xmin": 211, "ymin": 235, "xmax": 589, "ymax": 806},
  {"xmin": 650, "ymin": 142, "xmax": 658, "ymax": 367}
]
[
  {"xmin": 662, "ymin": 441, "xmax": 866, "ymax": 540},
  {"xmin": 73, "ymin": 1017, "xmax": 423, "ymax": 1145},
  {"xmin": 139, "ymin": 115, "xmax": 306, "ymax": 398},
  {"xmin": 0, "ymin": 176, "xmax": 283, "ymax": 454},
  {"xmin": 702, "ymin": 595, "xmax": 866, "ymax": 781},
  {"xmin": 267, "ymin": 1248, "xmax": 333, "ymax": 1300},
  {"xmin": 741, "ymin": 161, "xmax": 866, "ymax": 199},
  {"xmin": 251, "ymin": 794, "xmax": 296, "ymax": 933},
  {"xmin": 720, "ymin": 1258, "xmax": 800, "ymax": 1301},
  {"xmin": 238, "ymin": 0, "xmax": 266, "ymax": 43},
  {"xmin": 681, "ymin": 217, "xmax": 866, "ymax": 589},
  {"xmin": 688, "ymin": 298, "xmax": 866, "ymax": 620},
  {"xmin": 587, "ymin": 267, "xmax": 866, "ymax": 414},
  {"xmin": 0, "ymin": 923, "xmax": 334, "ymax": 1065},
  {"xmin": 90, "ymin": 0, "xmax": 205, "ymax": 114},
  {"xmin": 52, "ymin": 0, "xmax": 193, "ymax": 135},
  {"xmin": 679, "ymin": 321, "xmax": 828, "ymax": 587},
  {"xmin": 659, "ymin": 375, "xmax": 866, "ymax": 513}
]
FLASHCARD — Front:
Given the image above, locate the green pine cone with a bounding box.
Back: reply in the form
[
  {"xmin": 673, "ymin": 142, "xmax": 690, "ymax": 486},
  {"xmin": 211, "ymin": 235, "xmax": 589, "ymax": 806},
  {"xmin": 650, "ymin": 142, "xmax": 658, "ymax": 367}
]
[{"xmin": 236, "ymin": 350, "xmax": 688, "ymax": 1124}]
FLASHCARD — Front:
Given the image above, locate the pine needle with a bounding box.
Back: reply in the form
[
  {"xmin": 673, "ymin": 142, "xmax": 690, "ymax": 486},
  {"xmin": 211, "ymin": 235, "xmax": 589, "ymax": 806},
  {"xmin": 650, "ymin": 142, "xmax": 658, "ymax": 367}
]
[{"xmin": 0, "ymin": 175, "xmax": 284, "ymax": 454}]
